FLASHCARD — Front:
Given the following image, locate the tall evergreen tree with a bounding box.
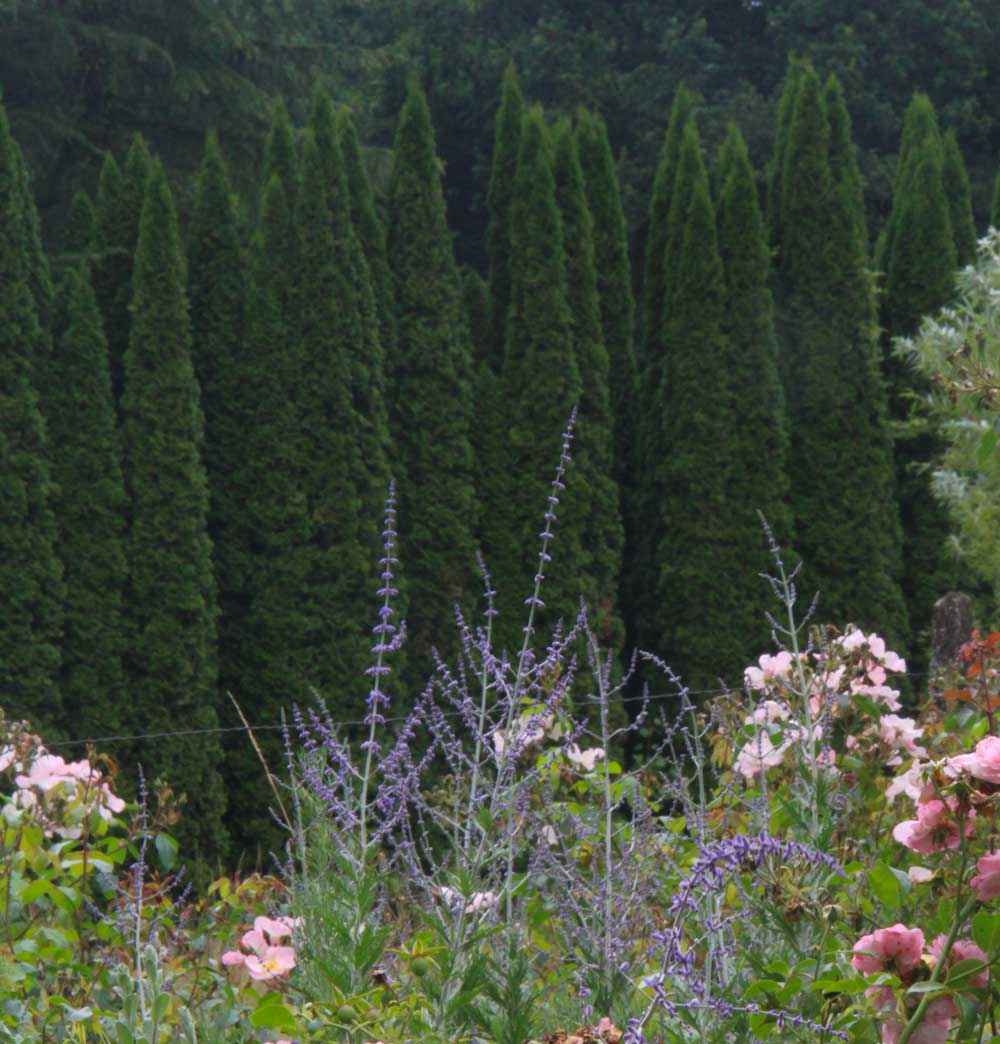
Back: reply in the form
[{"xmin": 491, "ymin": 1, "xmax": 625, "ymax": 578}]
[
  {"xmin": 64, "ymin": 190, "xmax": 96, "ymax": 257},
  {"xmin": 338, "ymin": 105, "xmax": 397, "ymax": 368},
  {"xmin": 943, "ymin": 127, "xmax": 977, "ymax": 267},
  {"xmin": 262, "ymin": 96, "xmax": 299, "ymax": 209},
  {"xmin": 312, "ymin": 87, "xmax": 391, "ymax": 556},
  {"xmin": 775, "ymin": 64, "xmax": 907, "ymax": 642},
  {"xmin": 462, "ymin": 267, "xmax": 491, "ymax": 365},
  {"xmin": 491, "ymin": 105, "xmax": 583, "ymax": 640},
  {"xmin": 187, "ymin": 130, "xmax": 246, "ymax": 700},
  {"xmin": 992, "ymin": 170, "xmax": 1000, "ymax": 230},
  {"xmin": 49, "ymin": 263, "xmax": 128, "ymax": 740},
  {"xmin": 878, "ymin": 95, "xmax": 959, "ymax": 657},
  {"xmin": 552, "ymin": 118, "xmax": 623, "ymax": 646},
  {"xmin": 93, "ymin": 135, "xmax": 149, "ymax": 405},
  {"xmin": 642, "ymin": 84, "xmax": 693, "ymax": 367},
  {"xmin": 122, "ymin": 160, "xmax": 226, "ymax": 860},
  {"xmin": 385, "ymin": 78, "xmax": 477, "ymax": 666},
  {"xmin": 0, "ymin": 99, "xmax": 63, "ymax": 729},
  {"xmin": 486, "ymin": 62, "xmax": 525, "ymax": 372},
  {"xmin": 767, "ymin": 55, "xmax": 806, "ymax": 249},
  {"xmin": 575, "ymin": 108, "xmax": 638, "ymax": 491},
  {"xmin": 716, "ymin": 122, "xmax": 792, "ymax": 660},
  {"xmin": 644, "ymin": 120, "xmax": 742, "ymax": 686}
]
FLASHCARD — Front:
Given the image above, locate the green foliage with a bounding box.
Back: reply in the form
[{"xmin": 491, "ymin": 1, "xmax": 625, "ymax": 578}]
[
  {"xmin": 942, "ymin": 126, "xmax": 977, "ymax": 268},
  {"xmin": 187, "ymin": 131, "xmax": 246, "ymax": 701},
  {"xmin": 993, "ymin": 169, "xmax": 1000, "ymax": 231},
  {"xmin": 122, "ymin": 160, "xmax": 226, "ymax": 861},
  {"xmin": 774, "ymin": 63, "xmax": 907, "ymax": 645},
  {"xmin": 766, "ymin": 55, "xmax": 806, "ymax": 249},
  {"xmin": 262, "ymin": 95, "xmax": 299, "ymax": 210},
  {"xmin": 492, "ymin": 105, "xmax": 582, "ymax": 641},
  {"xmin": 645, "ymin": 120, "xmax": 743, "ymax": 686},
  {"xmin": 642, "ymin": 84, "xmax": 693, "ymax": 366},
  {"xmin": 0, "ymin": 98, "xmax": 63, "ymax": 731},
  {"xmin": 575, "ymin": 108, "xmax": 638, "ymax": 493},
  {"xmin": 62, "ymin": 188, "xmax": 95, "ymax": 258},
  {"xmin": 552, "ymin": 118, "xmax": 623, "ymax": 648},
  {"xmin": 386, "ymin": 77, "xmax": 477, "ymax": 666},
  {"xmin": 338, "ymin": 103, "xmax": 398, "ymax": 372},
  {"xmin": 878, "ymin": 94, "xmax": 960, "ymax": 649},
  {"xmin": 486, "ymin": 62, "xmax": 525, "ymax": 373},
  {"xmin": 715, "ymin": 122, "xmax": 792, "ymax": 663},
  {"xmin": 48, "ymin": 263, "xmax": 128, "ymax": 741}
]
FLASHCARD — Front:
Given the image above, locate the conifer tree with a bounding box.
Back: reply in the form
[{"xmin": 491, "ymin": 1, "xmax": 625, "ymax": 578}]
[
  {"xmin": 878, "ymin": 95, "xmax": 958, "ymax": 654},
  {"xmin": 716, "ymin": 122, "xmax": 792, "ymax": 659},
  {"xmin": 262, "ymin": 96, "xmax": 299, "ymax": 209},
  {"xmin": 767, "ymin": 55, "xmax": 806, "ymax": 248},
  {"xmin": 15, "ymin": 150, "xmax": 54, "ymax": 349},
  {"xmin": 94, "ymin": 135, "xmax": 149, "ymax": 405},
  {"xmin": 992, "ymin": 170, "xmax": 1000, "ymax": 230},
  {"xmin": 123, "ymin": 161, "xmax": 226, "ymax": 859},
  {"xmin": 187, "ymin": 130, "xmax": 246, "ymax": 698},
  {"xmin": 642, "ymin": 85, "xmax": 693, "ymax": 366},
  {"xmin": 492, "ymin": 106, "xmax": 583, "ymax": 639},
  {"xmin": 385, "ymin": 78, "xmax": 477, "ymax": 665},
  {"xmin": 312, "ymin": 87, "xmax": 390, "ymax": 554},
  {"xmin": 0, "ymin": 100, "xmax": 63, "ymax": 729},
  {"xmin": 338, "ymin": 106, "xmax": 397, "ymax": 367},
  {"xmin": 943, "ymin": 128, "xmax": 977, "ymax": 267},
  {"xmin": 643, "ymin": 120, "xmax": 743, "ymax": 685},
  {"xmin": 775, "ymin": 64, "xmax": 907, "ymax": 642},
  {"xmin": 486, "ymin": 62, "xmax": 525, "ymax": 372},
  {"xmin": 552, "ymin": 118, "xmax": 623, "ymax": 646},
  {"xmin": 296, "ymin": 128, "xmax": 368, "ymax": 698},
  {"xmin": 49, "ymin": 263, "xmax": 128, "ymax": 740},
  {"xmin": 575, "ymin": 109, "xmax": 638, "ymax": 491}
]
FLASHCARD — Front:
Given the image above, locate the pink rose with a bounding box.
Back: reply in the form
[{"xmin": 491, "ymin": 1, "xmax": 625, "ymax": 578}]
[
  {"xmin": 948, "ymin": 735, "xmax": 1000, "ymax": 784},
  {"xmin": 852, "ymin": 924, "xmax": 925, "ymax": 978},
  {"xmin": 892, "ymin": 799, "xmax": 972, "ymax": 855},
  {"xmin": 971, "ymin": 851, "xmax": 1000, "ymax": 901},
  {"xmin": 930, "ymin": 935, "xmax": 988, "ymax": 988},
  {"xmin": 880, "ymin": 995, "xmax": 956, "ymax": 1044}
]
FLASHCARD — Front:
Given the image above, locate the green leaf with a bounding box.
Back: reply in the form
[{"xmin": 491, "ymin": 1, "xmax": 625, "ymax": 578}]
[
  {"xmin": 978, "ymin": 428, "xmax": 998, "ymax": 468},
  {"xmin": 947, "ymin": 958, "xmax": 988, "ymax": 986},
  {"xmin": 154, "ymin": 833, "xmax": 178, "ymax": 872},
  {"xmin": 868, "ymin": 861, "xmax": 901, "ymax": 909},
  {"xmin": 906, "ymin": 981, "xmax": 949, "ymax": 996},
  {"xmin": 972, "ymin": 910, "xmax": 1000, "ymax": 953},
  {"xmin": 250, "ymin": 993, "xmax": 297, "ymax": 1033}
]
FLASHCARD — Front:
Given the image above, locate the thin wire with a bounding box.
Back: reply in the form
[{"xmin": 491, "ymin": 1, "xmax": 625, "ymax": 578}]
[{"xmin": 44, "ymin": 669, "xmax": 939, "ymax": 750}]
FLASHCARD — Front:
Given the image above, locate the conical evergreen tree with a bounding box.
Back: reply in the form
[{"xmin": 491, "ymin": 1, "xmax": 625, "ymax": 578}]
[
  {"xmin": 716, "ymin": 122, "xmax": 792, "ymax": 661},
  {"xmin": 385, "ymin": 78, "xmax": 477, "ymax": 667},
  {"xmin": 296, "ymin": 128, "xmax": 368, "ymax": 699},
  {"xmin": 575, "ymin": 109, "xmax": 638, "ymax": 491},
  {"xmin": 49, "ymin": 263, "xmax": 128, "ymax": 741},
  {"xmin": 262, "ymin": 96, "xmax": 299, "ymax": 210},
  {"xmin": 338, "ymin": 105, "xmax": 397, "ymax": 368},
  {"xmin": 312, "ymin": 87, "xmax": 391, "ymax": 557},
  {"xmin": 645, "ymin": 120, "xmax": 743, "ymax": 686},
  {"xmin": 462, "ymin": 267, "xmax": 491, "ymax": 365},
  {"xmin": 93, "ymin": 135, "xmax": 149, "ymax": 405},
  {"xmin": 878, "ymin": 95, "xmax": 959, "ymax": 659},
  {"xmin": 187, "ymin": 130, "xmax": 246, "ymax": 701},
  {"xmin": 491, "ymin": 106, "xmax": 583, "ymax": 641},
  {"xmin": 767, "ymin": 55, "xmax": 806, "ymax": 249},
  {"xmin": 992, "ymin": 169, "xmax": 1000, "ymax": 230},
  {"xmin": 123, "ymin": 161, "xmax": 226, "ymax": 860},
  {"xmin": 942, "ymin": 128, "xmax": 977, "ymax": 267},
  {"xmin": 552, "ymin": 118, "xmax": 623, "ymax": 646},
  {"xmin": 775, "ymin": 64, "xmax": 907, "ymax": 642},
  {"xmin": 642, "ymin": 85, "xmax": 693, "ymax": 367},
  {"xmin": 486, "ymin": 62, "xmax": 525, "ymax": 372},
  {"xmin": 16, "ymin": 150, "xmax": 54, "ymax": 350},
  {"xmin": 0, "ymin": 100, "xmax": 63, "ymax": 729}
]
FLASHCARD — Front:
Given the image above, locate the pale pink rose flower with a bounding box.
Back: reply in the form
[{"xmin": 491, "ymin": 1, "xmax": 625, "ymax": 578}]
[
  {"xmin": 850, "ymin": 680, "xmax": 902, "ymax": 710},
  {"xmin": 839, "ymin": 628, "xmax": 867, "ymax": 652},
  {"xmin": 744, "ymin": 651, "xmax": 794, "ymax": 690},
  {"xmin": 747, "ymin": 700, "xmax": 791, "ymax": 726},
  {"xmin": 908, "ymin": 866, "xmax": 934, "ymax": 884},
  {"xmin": 893, "ymin": 798, "xmax": 973, "ymax": 855},
  {"xmin": 867, "ymin": 634, "xmax": 887, "ymax": 659},
  {"xmin": 970, "ymin": 851, "xmax": 1000, "ymax": 900},
  {"xmin": 879, "ymin": 715, "xmax": 926, "ymax": 765},
  {"xmin": 596, "ymin": 1017, "xmax": 614, "ymax": 1037},
  {"xmin": 948, "ymin": 735, "xmax": 1000, "ymax": 784},
  {"xmin": 867, "ymin": 664, "xmax": 887, "ymax": 686},
  {"xmin": 0, "ymin": 746, "xmax": 18, "ymax": 773},
  {"xmin": 886, "ymin": 761, "xmax": 933, "ymax": 804},
  {"xmin": 466, "ymin": 890, "xmax": 500, "ymax": 913},
  {"xmin": 851, "ymin": 923, "xmax": 925, "ymax": 977},
  {"xmin": 930, "ymin": 935, "xmax": 989, "ymax": 987},
  {"xmin": 254, "ymin": 915, "xmax": 295, "ymax": 942},
  {"xmin": 880, "ymin": 996, "xmax": 956, "ymax": 1044},
  {"xmin": 221, "ymin": 949, "xmax": 246, "ymax": 967},
  {"xmin": 884, "ymin": 651, "xmax": 906, "ymax": 672},
  {"xmin": 245, "ymin": 945, "xmax": 296, "ymax": 980},
  {"xmin": 735, "ymin": 732, "xmax": 786, "ymax": 778}
]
